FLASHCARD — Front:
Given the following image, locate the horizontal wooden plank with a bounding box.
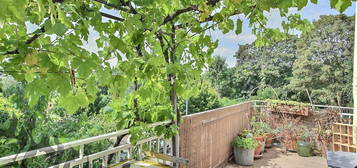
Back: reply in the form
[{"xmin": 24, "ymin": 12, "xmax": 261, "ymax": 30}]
[
  {"xmin": 145, "ymin": 151, "xmax": 189, "ymax": 165},
  {"xmin": 334, "ymin": 123, "xmax": 357, "ymax": 127}
]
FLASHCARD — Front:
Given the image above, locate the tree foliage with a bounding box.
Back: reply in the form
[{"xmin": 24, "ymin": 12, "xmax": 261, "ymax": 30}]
[
  {"xmin": 0, "ymin": 77, "xmax": 119, "ymax": 167},
  {"xmin": 206, "ymin": 56, "xmax": 237, "ymax": 98},
  {"xmin": 209, "ymin": 14, "xmax": 354, "ymax": 106},
  {"xmin": 208, "ymin": 37, "xmax": 298, "ymax": 99},
  {"xmin": 289, "ymin": 14, "xmax": 354, "ymax": 106},
  {"xmin": 178, "ymin": 81, "xmax": 221, "ymax": 115}
]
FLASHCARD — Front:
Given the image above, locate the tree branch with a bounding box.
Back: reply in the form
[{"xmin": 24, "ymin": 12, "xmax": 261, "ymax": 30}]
[
  {"xmin": 161, "ymin": 6, "xmax": 197, "ymax": 25},
  {"xmin": 156, "ymin": 32, "xmax": 169, "ymax": 63},
  {"xmin": 93, "ymin": 0, "xmax": 130, "ymax": 12},
  {"xmin": 3, "ymin": 27, "xmax": 46, "ymax": 55},
  {"xmin": 207, "ymin": 0, "xmax": 220, "ymax": 6},
  {"xmin": 161, "ymin": 0, "xmax": 222, "ymax": 26},
  {"xmin": 100, "ymin": 12, "xmax": 125, "ymax": 21},
  {"xmin": 174, "ymin": 10, "xmax": 241, "ymax": 29},
  {"xmin": 119, "ymin": 0, "xmax": 138, "ymax": 14}
]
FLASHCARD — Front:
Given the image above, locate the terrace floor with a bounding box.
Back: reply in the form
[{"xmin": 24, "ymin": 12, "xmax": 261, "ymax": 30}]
[{"xmin": 225, "ymin": 147, "xmax": 327, "ymax": 168}]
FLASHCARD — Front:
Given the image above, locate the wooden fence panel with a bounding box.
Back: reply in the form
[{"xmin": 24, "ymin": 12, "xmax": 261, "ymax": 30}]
[{"xmin": 179, "ymin": 102, "xmax": 252, "ymax": 168}]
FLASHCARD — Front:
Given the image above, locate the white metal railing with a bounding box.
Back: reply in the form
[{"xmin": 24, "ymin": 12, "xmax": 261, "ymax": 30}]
[{"xmin": 0, "ymin": 120, "xmax": 172, "ymax": 168}]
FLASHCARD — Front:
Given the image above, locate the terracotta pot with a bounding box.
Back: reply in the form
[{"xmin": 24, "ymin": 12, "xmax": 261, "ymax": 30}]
[
  {"xmin": 286, "ymin": 138, "xmax": 297, "ymax": 151},
  {"xmin": 265, "ymin": 134, "xmax": 273, "ymax": 148},
  {"xmin": 254, "ymin": 136, "xmax": 264, "ymax": 159},
  {"xmin": 255, "ymin": 136, "xmax": 264, "ymax": 142}
]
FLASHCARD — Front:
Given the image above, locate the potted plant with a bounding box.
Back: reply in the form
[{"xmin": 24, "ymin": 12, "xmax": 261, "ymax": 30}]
[
  {"xmin": 266, "ymin": 99, "xmax": 312, "ymax": 116},
  {"xmin": 297, "ymin": 127, "xmax": 312, "ymax": 157},
  {"xmin": 232, "ymin": 135, "xmax": 258, "ymax": 166},
  {"xmin": 276, "ymin": 118, "xmax": 301, "ymax": 152},
  {"xmin": 263, "ymin": 125, "xmax": 276, "ymax": 148},
  {"xmin": 251, "ymin": 120, "xmax": 266, "ymax": 158}
]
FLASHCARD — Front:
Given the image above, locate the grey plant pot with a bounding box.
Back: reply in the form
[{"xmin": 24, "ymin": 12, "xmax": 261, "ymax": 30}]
[{"xmin": 233, "ymin": 147, "xmax": 255, "ymax": 166}]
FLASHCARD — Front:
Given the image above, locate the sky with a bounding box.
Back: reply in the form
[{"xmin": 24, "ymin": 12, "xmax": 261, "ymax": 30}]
[{"xmin": 212, "ymin": 1, "xmax": 356, "ymax": 67}]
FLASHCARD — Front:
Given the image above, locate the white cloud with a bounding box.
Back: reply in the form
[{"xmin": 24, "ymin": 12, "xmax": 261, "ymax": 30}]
[
  {"xmin": 213, "ymin": 47, "xmax": 234, "ymax": 56},
  {"xmin": 213, "ymin": 47, "xmax": 237, "ymax": 67},
  {"xmin": 82, "ymin": 27, "xmax": 100, "ymax": 53},
  {"xmin": 224, "ymin": 33, "xmax": 257, "ymax": 44},
  {"xmin": 210, "ymin": 30, "xmax": 256, "ymax": 45},
  {"xmin": 264, "ymin": 8, "xmax": 298, "ymax": 29}
]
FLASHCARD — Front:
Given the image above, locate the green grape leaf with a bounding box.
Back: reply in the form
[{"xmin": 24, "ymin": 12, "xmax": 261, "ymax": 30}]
[
  {"xmin": 57, "ymin": 6, "xmax": 72, "ymax": 28},
  {"xmin": 297, "ymin": 0, "xmax": 308, "ymax": 10},
  {"xmin": 25, "ymin": 71, "xmax": 34, "ymax": 82},
  {"xmin": 235, "ymin": 19, "xmax": 243, "ymax": 35},
  {"xmin": 46, "ymin": 23, "xmax": 68, "ymax": 36},
  {"xmin": 334, "ymin": 0, "xmax": 352, "ymax": 12},
  {"xmin": 59, "ymin": 90, "xmax": 89, "ymax": 114},
  {"xmin": 330, "ymin": 0, "xmax": 338, "ymax": 9},
  {"xmin": 4, "ymin": 0, "xmax": 27, "ymax": 22},
  {"xmin": 86, "ymin": 77, "xmax": 98, "ymax": 101}
]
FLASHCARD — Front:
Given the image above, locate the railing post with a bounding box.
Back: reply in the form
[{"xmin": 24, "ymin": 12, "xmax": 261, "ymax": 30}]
[
  {"xmin": 128, "ymin": 148, "xmax": 132, "ymax": 160},
  {"xmin": 79, "ymin": 145, "xmax": 84, "ymax": 168},
  {"xmin": 103, "ymin": 156, "xmax": 108, "ymax": 168},
  {"xmin": 138, "ymin": 144, "xmax": 143, "ymax": 160},
  {"xmin": 163, "ymin": 140, "xmax": 167, "ymax": 165},
  {"xmin": 149, "ymin": 140, "xmax": 152, "ymax": 151},
  {"xmin": 163, "ymin": 140, "xmax": 167, "ymax": 154},
  {"xmin": 156, "ymin": 139, "xmax": 160, "ymax": 153},
  {"xmin": 88, "ymin": 160, "xmax": 93, "ymax": 168},
  {"xmin": 116, "ymin": 152, "xmax": 120, "ymax": 163}
]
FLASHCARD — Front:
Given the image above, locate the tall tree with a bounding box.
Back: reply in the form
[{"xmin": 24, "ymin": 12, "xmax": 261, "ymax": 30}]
[
  {"xmin": 230, "ymin": 36, "xmax": 298, "ymax": 99},
  {"xmin": 290, "ymin": 15, "xmax": 354, "ymax": 106},
  {"xmin": 206, "ymin": 56, "xmax": 238, "ymax": 98}
]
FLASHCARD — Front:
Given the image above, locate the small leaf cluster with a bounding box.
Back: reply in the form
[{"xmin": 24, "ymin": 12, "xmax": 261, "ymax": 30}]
[
  {"xmin": 267, "ymin": 99, "xmax": 310, "ymax": 107},
  {"xmin": 250, "ymin": 118, "xmax": 272, "ymax": 137},
  {"xmin": 231, "ymin": 135, "xmax": 258, "ymax": 150}
]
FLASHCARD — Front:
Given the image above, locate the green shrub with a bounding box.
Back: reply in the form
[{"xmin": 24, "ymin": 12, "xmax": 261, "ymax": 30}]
[
  {"xmin": 218, "ymin": 97, "xmax": 237, "ymax": 107},
  {"xmin": 251, "ymin": 87, "xmax": 278, "ymax": 100},
  {"xmin": 178, "ymin": 81, "xmax": 221, "ymax": 114}
]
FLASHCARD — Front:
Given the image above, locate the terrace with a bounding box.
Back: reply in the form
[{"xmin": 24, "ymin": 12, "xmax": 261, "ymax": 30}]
[
  {"xmin": 225, "ymin": 147, "xmax": 327, "ymax": 168},
  {"xmin": 0, "ymin": 100, "xmax": 355, "ymax": 168},
  {"xmin": 1, "ymin": 0, "xmax": 357, "ymax": 168}
]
